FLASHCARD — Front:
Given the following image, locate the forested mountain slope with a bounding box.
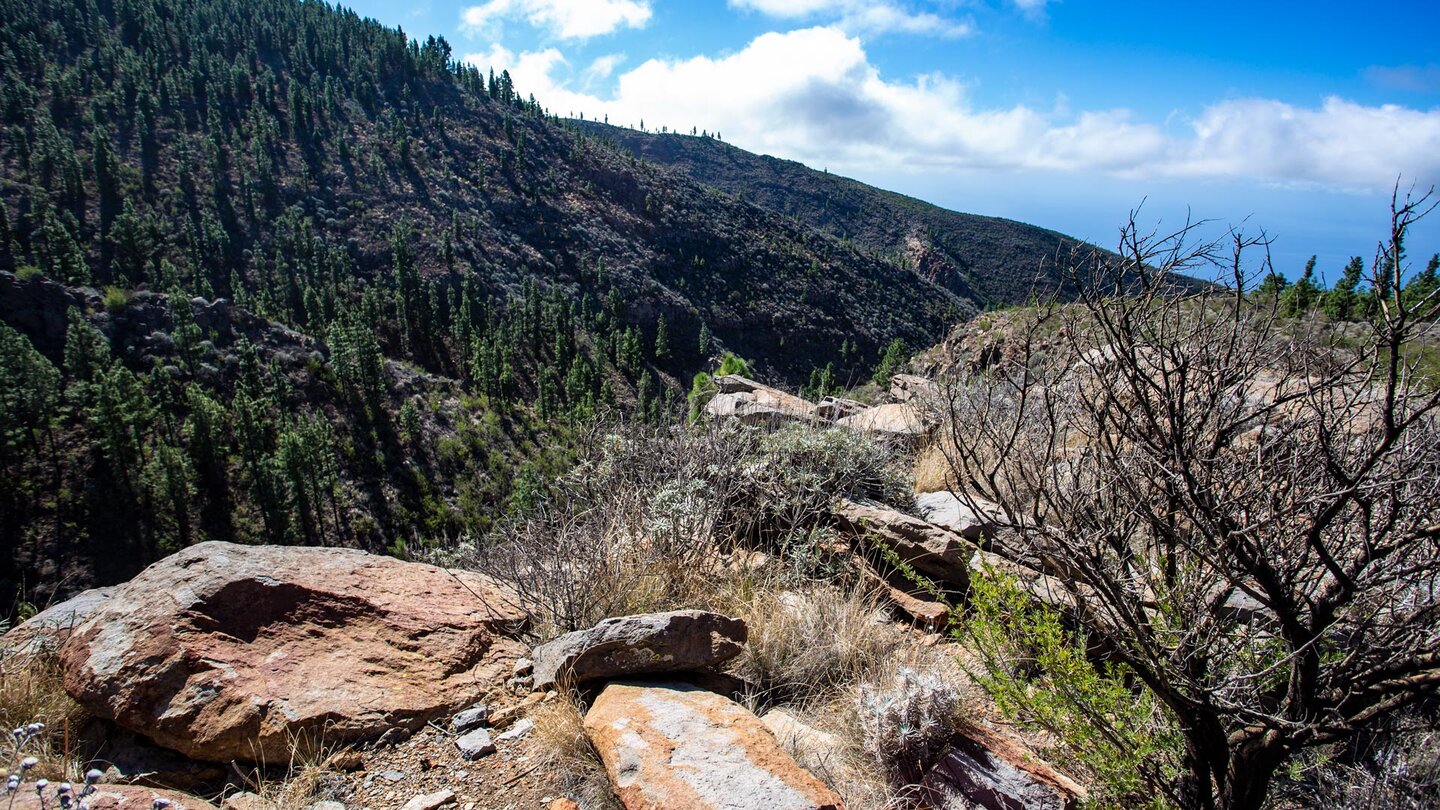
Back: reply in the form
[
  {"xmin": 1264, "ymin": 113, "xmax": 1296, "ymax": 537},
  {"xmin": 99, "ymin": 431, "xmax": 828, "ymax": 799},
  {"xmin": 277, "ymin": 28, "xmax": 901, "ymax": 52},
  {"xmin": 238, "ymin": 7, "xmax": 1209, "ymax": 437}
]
[
  {"xmin": 0, "ymin": 0, "xmax": 1086, "ymax": 608},
  {"xmin": 576, "ymin": 120, "xmax": 1096, "ymax": 305}
]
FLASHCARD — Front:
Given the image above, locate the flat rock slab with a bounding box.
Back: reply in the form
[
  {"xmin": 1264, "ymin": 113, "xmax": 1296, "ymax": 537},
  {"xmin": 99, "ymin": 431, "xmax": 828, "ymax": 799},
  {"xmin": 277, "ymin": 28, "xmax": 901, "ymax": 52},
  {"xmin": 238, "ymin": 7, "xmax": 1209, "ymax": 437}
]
[
  {"xmin": 837, "ymin": 403, "xmax": 926, "ymax": 439},
  {"xmin": 10, "ymin": 785, "xmax": 216, "ymax": 810},
  {"xmin": 915, "ymin": 491, "xmax": 1003, "ymax": 541},
  {"xmin": 922, "ymin": 724, "xmax": 1085, "ymax": 810},
  {"xmin": 531, "ymin": 610, "xmax": 746, "ymax": 689},
  {"xmin": 59, "ymin": 542, "xmax": 528, "ymax": 763},
  {"xmin": 705, "ymin": 375, "xmax": 817, "ymax": 425},
  {"xmin": 584, "ymin": 682, "xmax": 843, "ymax": 810},
  {"xmin": 836, "ymin": 498, "xmax": 974, "ymax": 590}
]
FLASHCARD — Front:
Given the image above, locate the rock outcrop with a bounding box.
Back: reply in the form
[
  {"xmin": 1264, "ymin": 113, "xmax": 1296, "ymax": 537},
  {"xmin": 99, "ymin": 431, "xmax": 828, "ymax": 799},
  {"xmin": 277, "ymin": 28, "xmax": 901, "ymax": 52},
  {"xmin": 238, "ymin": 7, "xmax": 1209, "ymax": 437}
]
[
  {"xmin": 814, "ymin": 396, "xmax": 867, "ymax": 421},
  {"xmin": 837, "ymin": 403, "xmax": 927, "ymax": 440},
  {"xmin": 584, "ymin": 682, "xmax": 844, "ymax": 810},
  {"xmin": 835, "ymin": 498, "xmax": 974, "ymax": 589},
  {"xmin": 921, "ymin": 724, "xmax": 1086, "ymax": 810},
  {"xmin": 889, "ymin": 373, "xmax": 940, "ymax": 403},
  {"xmin": 704, "ymin": 375, "xmax": 818, "ymax": 425},
  {"xmin": 59, "ymin": 542, "xmax": 528, "ymax": 763},
  {"xmin": 531, "ymin": 610, "xmax": 747, "ymax": 689}
]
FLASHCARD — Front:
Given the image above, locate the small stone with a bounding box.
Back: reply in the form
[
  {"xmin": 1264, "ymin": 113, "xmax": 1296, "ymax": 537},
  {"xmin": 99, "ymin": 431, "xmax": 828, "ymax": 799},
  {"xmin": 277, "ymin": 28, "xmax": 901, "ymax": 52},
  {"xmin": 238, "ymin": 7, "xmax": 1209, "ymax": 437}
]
[
  {"xmin": 455, "ymin": 728, "xmax": 496, "ymax": 760},
  {"xmin": 400, "ymin": 789, "xmax": 456, "ymax": 810},
  {"xmin": 450, "ymin": 704, "xmax": 489, "ymax": 733},
  {"xmin": 380, "ymin": 770, "xmax": 405, "ymax": 783},
  {"xmin": 513, "ymin": 658, "xmax": 533, "ymax": 677},
  {"xmin": 326, "ymin": 750, "xmax": 365, "ymax": 771},
  {"xmin": 222, "ymin": 793, "xmax": 264, "ymax": 810},
  {"xmin": 496, "ymin": 718, "xmax": 534, "ymax": 743},
  {"xmin": 377, "ymin": 727, "xmax": 412, "ymax": 747},
  {"xmin": 309, "ymin": 803, "xmax": 346, "ymax": 810},
  {"xmin": 548, "ymin": 800, "xmax": 581, "ymax": 810}
]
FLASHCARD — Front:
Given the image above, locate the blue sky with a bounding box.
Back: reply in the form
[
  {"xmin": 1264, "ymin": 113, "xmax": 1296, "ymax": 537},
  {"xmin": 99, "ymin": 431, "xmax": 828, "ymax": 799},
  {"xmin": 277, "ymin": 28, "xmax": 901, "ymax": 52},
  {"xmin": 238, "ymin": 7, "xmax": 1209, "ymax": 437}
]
[{"xmin": 344, "ymin": 0, "xmax": 1440, "ymax": 282}]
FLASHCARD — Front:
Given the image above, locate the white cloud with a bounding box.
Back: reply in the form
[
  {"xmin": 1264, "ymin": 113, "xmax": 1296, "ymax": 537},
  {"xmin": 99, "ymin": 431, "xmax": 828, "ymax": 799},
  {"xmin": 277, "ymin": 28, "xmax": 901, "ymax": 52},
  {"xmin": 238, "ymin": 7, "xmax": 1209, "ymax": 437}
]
[
  {"xmin": 460, "ymin": 0, "xmax": 651, "ymax": 40},
  {"xmin": 729, "ymin": 0, "xmax": 973, "ymax": 38},
  {"xmin": 585, "ymin": 53, "xmax": 627, "ymax": 83},
  {"xmin": 481, "ymin": 26, "xmax": 1440, "ymax": 190}
]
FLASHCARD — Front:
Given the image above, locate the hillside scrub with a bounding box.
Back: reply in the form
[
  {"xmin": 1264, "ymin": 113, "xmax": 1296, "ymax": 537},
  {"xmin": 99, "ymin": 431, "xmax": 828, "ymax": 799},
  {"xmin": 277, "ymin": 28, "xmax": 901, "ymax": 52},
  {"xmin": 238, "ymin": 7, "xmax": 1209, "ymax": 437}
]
[
  {"xmin": 462, "ymin": 417, "xmax": 910, "ymax": 639},
  {"xmin": 931, "ymin": 191, "xmax": 1440, "ymax": 810}
]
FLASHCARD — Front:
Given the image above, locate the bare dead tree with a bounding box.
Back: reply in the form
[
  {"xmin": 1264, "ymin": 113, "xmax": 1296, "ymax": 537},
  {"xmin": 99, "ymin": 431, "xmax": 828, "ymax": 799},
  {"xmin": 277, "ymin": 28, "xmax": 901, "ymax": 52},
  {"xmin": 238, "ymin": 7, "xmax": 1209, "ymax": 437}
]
[{"xmin": 934, "ymin": 188, "xmax": 1440, "ymax": 810}]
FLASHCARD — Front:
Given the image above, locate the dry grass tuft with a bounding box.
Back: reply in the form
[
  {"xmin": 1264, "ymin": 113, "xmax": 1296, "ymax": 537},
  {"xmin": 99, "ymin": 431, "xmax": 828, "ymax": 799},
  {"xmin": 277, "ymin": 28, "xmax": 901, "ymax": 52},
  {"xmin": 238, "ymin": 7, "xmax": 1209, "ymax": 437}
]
[
  {"xmin": 530, "ymin": 692, "xmax": 619, "ymax": 810},
  {"xmin": 725, "ymin": 580, "xmax": 912, "ymax": 705},
  {"xmin": 0, "ymin": 646, "xmax": 88, "ymax": 782}
]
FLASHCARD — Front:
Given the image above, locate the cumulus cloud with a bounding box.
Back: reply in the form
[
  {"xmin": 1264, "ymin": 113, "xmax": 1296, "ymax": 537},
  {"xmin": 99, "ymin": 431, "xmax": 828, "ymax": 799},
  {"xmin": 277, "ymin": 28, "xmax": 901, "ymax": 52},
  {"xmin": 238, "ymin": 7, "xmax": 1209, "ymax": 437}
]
[
  {"xmin": 585, "ymin": 53, "xmax": 627, "ymax": 83},
  {"xmin": 729, "ymin": 0, "xmax": 973, "ymax": 38},
  {"xmin": 460, "ymin": 0, "xmax": 650, "ymax": 40},
  {"xmin": 476, "ymin": 26, "xmax": 1440, "ymax": 189}
]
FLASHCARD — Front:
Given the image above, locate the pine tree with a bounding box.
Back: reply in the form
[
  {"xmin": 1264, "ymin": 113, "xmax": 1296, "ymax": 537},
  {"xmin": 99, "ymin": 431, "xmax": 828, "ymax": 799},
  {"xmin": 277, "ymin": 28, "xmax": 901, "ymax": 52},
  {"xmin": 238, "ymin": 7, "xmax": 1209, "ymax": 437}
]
[
  {"xmin": 1324, "ymin": 257, "xmax": 1364, "ymax": 322},
  {"xmin": 653, "ymin": 314, "xmax": 670, "ymax": 361}
]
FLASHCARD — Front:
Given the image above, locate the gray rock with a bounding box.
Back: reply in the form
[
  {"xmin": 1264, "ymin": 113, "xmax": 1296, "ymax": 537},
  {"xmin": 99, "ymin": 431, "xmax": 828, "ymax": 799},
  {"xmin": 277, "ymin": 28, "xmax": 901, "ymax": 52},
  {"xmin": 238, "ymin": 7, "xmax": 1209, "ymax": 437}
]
[
  {"xmin": 309, "ymin": 803, "xmax": 347, "ymax": 810},
  {"xmin": 704, "ymin": 376, "xmax": 817, "ymax": 425},
  {"xmin": 915, "ymin": 491, "xmax": 1003, "ymax": 541},
  {"xmin": 449, "ymin": 704, "xmax": 489, "ymax": 734},
  {"xmin": 455, "ymin": 728, "xmax": 496, "ymax": 760},
  {"xmin": 2, "ymin": 587, "xmax": 114, "ymax": 654},
  {"xmin": 920, "ymin": 728, "xmax": 1085, "ymax": 810},
  {"xmin": 531, "ymin": 610, "xmax": 747, "ymax": 689},
  {"xmin": 400, "ymin": 789, "xmax": 455, "ymax": 810},
  {"xmin": 496, "ymin": 718, "xmax": 534, "ymax": 743},
  {"xmin": 379, "ymin": 771, "xmax": 405, "ymax": 783}
]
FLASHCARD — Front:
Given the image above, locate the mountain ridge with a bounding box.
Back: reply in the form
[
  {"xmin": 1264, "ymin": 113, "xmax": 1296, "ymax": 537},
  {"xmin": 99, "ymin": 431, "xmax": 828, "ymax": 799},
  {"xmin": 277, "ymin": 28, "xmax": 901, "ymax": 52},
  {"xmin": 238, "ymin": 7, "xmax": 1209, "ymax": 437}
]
[{"xmin": 574, "ymin": 120, "xmax": 1097, "ymax": 306}]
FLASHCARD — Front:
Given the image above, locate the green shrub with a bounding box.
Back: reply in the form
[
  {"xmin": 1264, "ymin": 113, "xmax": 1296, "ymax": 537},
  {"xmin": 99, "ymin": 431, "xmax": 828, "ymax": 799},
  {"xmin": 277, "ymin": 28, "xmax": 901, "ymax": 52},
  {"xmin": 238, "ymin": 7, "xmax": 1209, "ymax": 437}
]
[
  {"xmin": 15, "ymin": 265, "xmax": 43, "ymax": 281},
  {"xmin": 102, "ymin": 286, "xmax": 130, "ymax": 314},
  {"xmin": 717, "ymin": 352, "xmax": 750, "ymax": 376},
  {"xmin": 960, "ymin": 567, "xmax": 1182, "ymax": 807}
]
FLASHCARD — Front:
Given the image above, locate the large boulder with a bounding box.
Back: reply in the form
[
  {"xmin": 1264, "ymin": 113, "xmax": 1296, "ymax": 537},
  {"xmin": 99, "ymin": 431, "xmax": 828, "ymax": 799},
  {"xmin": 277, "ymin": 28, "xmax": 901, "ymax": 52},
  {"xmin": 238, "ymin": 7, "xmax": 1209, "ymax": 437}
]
[
  {"xmin": 2, "ymin": 587, "xmax": 114, "ymax": 654},
  {"xmin": 531, "ymin": 610, "xmax": 746, "ymax": 689},
  {"xmin": 921, "ymin": 724, "xmax": 1085, "ymax": 810},
  {"xmin": 835, "ymin": 498, "xmax": 974, "ymax": 589},
  {"xmin": 584, "ymin": 682, "xmax": 843, "ymax": 810},
  {"xmin": 59, "ymin": 542, "xmax": 527, "ymax": 763},
  {"xmin": 705, "ymin": 375, "xmax": 817, "ymax": 425},
  {"xmin": 889, "ymin": 373, "xmax": 940, "ymax": 403},
  {"xmin": 837, "ymin": 403, "xmax": 927, "ymax": 440}
]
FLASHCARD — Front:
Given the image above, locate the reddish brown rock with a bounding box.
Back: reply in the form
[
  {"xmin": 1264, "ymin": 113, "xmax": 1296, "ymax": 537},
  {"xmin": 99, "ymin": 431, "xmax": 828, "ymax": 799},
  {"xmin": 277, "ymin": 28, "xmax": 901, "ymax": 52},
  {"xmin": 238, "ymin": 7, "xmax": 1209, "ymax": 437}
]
[
  {"xmin": 10, "ymin": 785, "xmax": 216, "ymax": 810},
  {"xmin": 59, "ymin": 542, "xmax": 527, "ymax": 763},
  {"xmin": 835, "ymin": 498, "xmax": 974, "ymax": 590},
  {"xmin": 584, "ymin": 682, "xmax": 843, "ymax": 810}
]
